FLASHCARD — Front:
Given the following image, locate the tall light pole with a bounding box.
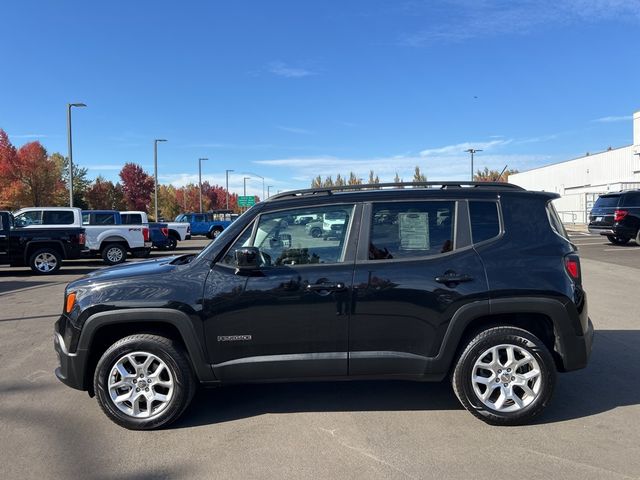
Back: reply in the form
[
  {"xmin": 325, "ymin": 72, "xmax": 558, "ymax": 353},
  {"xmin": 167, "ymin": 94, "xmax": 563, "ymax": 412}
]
[
  {"xmin": 198, "ymin": 158, "xmax": 208, "ymax": 213},
  {"xmin": 465, "ymin": 148, "xmax": 482, "ymax": 181},
  {"xmin": 153, "ymin": 139, "xmax": 167, "ymax": 220},
  {"xmin": 243, "ymin": 176, "xmax": 250, "ymax": 212},
  {"xmin": 225, "ymin": 169, "xmax": 234, "ymax": 210},
  {"xmin": 67, "ymin": 103, "xmax": 86, "ymax": 207},
  {"xmin": 242, "ymin": 172, "xmax": 265, "ymax": 201},
  {"xmin": 267, "ymin": 185, "xmax": 273, "ymax": 198}
]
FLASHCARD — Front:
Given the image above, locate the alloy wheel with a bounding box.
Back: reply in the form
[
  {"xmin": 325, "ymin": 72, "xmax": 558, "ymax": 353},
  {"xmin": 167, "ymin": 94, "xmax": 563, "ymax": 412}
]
[{"xmin": 34, "ymin": 252, "xmax": 58, "ymax": 272}]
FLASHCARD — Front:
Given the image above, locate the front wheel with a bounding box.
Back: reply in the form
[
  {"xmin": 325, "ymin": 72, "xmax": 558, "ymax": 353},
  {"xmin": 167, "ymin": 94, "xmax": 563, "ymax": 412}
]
[
  {"xmin": 94, "ymin": 334, "xmax": 196, "ymax": 430},
  {"xmin": 607, "ymin": 235, "xmax": 630, "ymax": 245},
  {"xmin": 452, "ymin": 326, "xmax": 556, "ymax": 426}
]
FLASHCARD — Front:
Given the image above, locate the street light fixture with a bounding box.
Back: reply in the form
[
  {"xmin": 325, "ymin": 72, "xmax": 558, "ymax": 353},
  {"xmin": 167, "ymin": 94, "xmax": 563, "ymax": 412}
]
[
  {"xmin": 198, "ymin": 158, "xmax": 208, "ymax": 213},
  {"xmin": 225, "ymin": 169, "xmax": 234, "ymax": 210},
  {"xmin": 153, "ymin": 139, "xmax": 167, "ymax": 220},
  {"xmin": 465, "ymin": 148, "xmax": 483, "ymax": 181},
  {"xmin": 67, "ymin": 103, "xmax": 87, "ymax": 207}
]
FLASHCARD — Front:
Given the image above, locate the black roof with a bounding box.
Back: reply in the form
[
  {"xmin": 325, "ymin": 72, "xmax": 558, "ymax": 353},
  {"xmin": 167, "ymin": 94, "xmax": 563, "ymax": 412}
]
[{"xmin": 266, "ymin": 182, "xmax": 525, "ymax": 203}]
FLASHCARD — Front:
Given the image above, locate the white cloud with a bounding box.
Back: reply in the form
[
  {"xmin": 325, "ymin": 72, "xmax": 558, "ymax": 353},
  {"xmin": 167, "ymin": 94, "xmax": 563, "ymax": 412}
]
[
  {"xmin": 398, "ymin": 0, "xmax": 640, "ymax": 46},
  {"xmin": 267, "ymin": 61, "xmax": 316, "ymax": 78},
  {"xmin": 11, "ymin": 133, "xmax": 53, "ymax": 139},
  {"xmin": 419, "ymin": 139, "xmax": 510, "ymax": 156},
  {"xmin": 276, "ymin": 125, "xmax": 314, "ymax": 135},
  {"xmin": 592, "ymin": 115, "xmax": 633, "ymax": 123},
  {"xmin": 85, "ymin": 164, "xmax": 124, "ymax": 171}
]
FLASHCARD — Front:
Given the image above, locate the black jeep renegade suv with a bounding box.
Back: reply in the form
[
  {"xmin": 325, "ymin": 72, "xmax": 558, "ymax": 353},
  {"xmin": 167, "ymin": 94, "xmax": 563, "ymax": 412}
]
[{"xmin": 54, "ymin": 182, "xmax": 593, "ymax": 429}]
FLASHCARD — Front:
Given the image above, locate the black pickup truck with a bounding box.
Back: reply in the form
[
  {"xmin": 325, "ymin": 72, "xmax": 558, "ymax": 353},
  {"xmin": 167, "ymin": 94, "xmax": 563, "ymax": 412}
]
[{"xmin": 0, "ymin": 211, "xmax": 86, "ymax": 274}]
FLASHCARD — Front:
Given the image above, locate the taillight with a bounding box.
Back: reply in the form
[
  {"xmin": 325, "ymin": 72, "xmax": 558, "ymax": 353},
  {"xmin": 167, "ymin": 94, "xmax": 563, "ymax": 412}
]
[
  {"xmin": 78, "ymin": 233, "xmax": 86, "ymax": 245},
  {"xmin": 614, "ymin": 209, "xmax": 628, "ymax": 222},
  {"xmin": 161, "ymin": 227, "xmax": 168, "ymax": 237},
  {"xmin": 564, "ymin": 254, "xmax": 580, "ymax": 281},
  {"xmin": 143, "ymin": 227, "xmax": 150, "ymax": 242}
]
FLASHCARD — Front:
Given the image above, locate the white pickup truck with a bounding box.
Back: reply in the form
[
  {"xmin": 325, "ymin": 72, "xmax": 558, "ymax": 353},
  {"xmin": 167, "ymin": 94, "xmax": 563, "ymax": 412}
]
[
  {"xmin": 120, "ymin": 211, "xmax": 190, "ymax": 250},
  {"xmin": 13, "ymin": 207, "xmax": 151, "ymax": 265}
]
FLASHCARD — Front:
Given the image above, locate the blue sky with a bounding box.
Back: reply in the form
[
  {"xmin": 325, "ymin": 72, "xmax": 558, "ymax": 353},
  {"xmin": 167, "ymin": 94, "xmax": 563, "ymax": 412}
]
[{"xmin": 1, "ymin": 0, "xmax": 639, "ymax": 197}]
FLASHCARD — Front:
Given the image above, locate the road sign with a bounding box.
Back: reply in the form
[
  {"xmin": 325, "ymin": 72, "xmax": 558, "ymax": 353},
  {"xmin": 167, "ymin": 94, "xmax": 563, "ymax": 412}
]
[{"xmin": 238, "ymin": 195, "xmax": 256, "ymax": 207}]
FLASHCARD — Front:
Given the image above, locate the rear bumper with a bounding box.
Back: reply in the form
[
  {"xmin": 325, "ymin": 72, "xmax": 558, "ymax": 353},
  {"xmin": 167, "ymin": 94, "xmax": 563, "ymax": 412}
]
[
  {"xmin": 588, "ymin": 225, "xmax": 636, "ymax": 238},
  {"xmin": 185, "ymin": 235, "xmax": 191, "ymax": 240}
]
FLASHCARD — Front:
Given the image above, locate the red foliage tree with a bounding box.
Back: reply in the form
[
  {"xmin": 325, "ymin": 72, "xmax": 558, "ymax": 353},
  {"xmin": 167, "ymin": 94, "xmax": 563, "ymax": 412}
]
[
  {"xmin": 119, "ymin": 163, "xmax": 154, "ymax": 212},
  {"xmin": 85, "ymin": 176, "xmax": 126, "ymax": 210}
]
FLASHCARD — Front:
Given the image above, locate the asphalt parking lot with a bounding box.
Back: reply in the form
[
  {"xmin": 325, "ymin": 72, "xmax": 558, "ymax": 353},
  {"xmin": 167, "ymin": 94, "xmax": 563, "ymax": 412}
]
[{"xmin": 1, "ymin": 235, "xmax": 639, "ymax": 480}]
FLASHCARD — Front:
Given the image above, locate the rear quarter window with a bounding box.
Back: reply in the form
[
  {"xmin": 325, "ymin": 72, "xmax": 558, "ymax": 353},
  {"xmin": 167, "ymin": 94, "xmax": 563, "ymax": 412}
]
[
  {"xmin": 469, "ymin": 201, "xmax": 500, "ymax": 243},
  {"xmin": 622, "ymin": 192, "xmax": 640, "ymax": 207},
  {"xmin": 594, "ymin": 195, "xmax": 621, "ymax": 208},
  {"xmin": 43, "ymin": 211, "xmax": 75, "ymax": 225}
]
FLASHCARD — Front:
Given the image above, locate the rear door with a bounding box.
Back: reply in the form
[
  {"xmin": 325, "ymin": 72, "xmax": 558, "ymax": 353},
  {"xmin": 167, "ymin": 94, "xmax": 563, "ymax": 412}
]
[
  {"xmin": 589, "ymin": 194, "xmax": 621, "ymax": 227},
  {"xmin": 349, "ymin": 199, "xmax": 488, "ymax": 376},
  {"xmin": 0, "ymin": 214, "xmax": 9, "ymax": 263}
]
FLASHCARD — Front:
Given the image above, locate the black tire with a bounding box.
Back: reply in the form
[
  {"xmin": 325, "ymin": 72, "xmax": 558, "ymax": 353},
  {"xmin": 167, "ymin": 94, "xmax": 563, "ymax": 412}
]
[
  {"xmin": 607, "ymin": 235, "xmax": 630, "ymax": 245},
  {"xmin": 166, "ymin": 236, "xmax": 178, "ymax": 250},
  {"xmin": 94, "ymin": 334, "xmax": 196, "ymax": 430},
  {"xmin": 101, "ymin": 243, "xmax": 127, "ymax": 265},
  {"xmin": 28, "ymin": 247, "xmax": 62, "ymax": 274},
  {"xmin": 452, "ymin": 326, "xmax": 556, "ymax": 426},
  {"xmin": 310, "ymin": 227, "xmax": 322, "ymax": 238},
  {"xmin": 211, "ymin": 227, "xmax": 223, "ymax": 239}
]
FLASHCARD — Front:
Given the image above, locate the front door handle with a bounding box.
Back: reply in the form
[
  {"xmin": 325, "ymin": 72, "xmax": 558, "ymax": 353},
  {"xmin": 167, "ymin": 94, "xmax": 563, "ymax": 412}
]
[
  {"xmin": 435, "ymin": 272, "xmax": 473, "ymax": 285},
  {"xmin": 306, "ymin": 282, "xmax": 347, "ymax": 292}
]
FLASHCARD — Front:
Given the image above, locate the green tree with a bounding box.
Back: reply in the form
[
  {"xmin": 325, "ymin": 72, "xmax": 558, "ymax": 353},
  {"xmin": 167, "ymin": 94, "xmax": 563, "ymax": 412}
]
[
  {"xmin": 474, "ymin": 167, "xmax": 519, "ymax": 182},
  {"xmin": 335, "ymin": 174, "xmax": 345, "ymax": 186},
  {"xmin": 347, "ymin": 172, "xmax": 362, "ymax": 185},
  {"xmin": 54, "ymin": 153, "xmax": 91, "ymax": 208},
  {"xmin": 368, "ymin": 170, "xmax": 379, "ymax": 184},
  {"xmin": 311, "ymin": 175, "xmax": 323, "ymax": 188},
  {"xmin": 413, "ymin": 166, "xmax": 427, "ymax": 183},
  {"xmin": 322, "ymin": 176, "xmax": 334, "ymax": 187}
]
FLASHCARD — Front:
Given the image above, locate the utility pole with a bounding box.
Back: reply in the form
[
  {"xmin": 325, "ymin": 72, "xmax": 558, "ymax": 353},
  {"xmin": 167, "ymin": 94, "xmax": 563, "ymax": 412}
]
[
  {"xmin": 465, "ymin": 148, "xmax": 483, "ymax": 181},
  {"xmin": 225, "ymin": 169, "xmax": 234, "ymax": 210},
  {"xmin": 66, "ymin": 103, "xmax": 86, "ymax": 207},
  {"xmin": 267, "ymin": 185, "xmax": 273, "ymax": 198},
  {"xmin": 198, "ymin": 158, "xmax": 208, "ymax": 213},
  {"xmin": 243, "ymin": 176, "xmax": 250, "ymax": 212},
  {"xmin": 153, "ymin": 139, "xmax": 167, "ymax": 221}
]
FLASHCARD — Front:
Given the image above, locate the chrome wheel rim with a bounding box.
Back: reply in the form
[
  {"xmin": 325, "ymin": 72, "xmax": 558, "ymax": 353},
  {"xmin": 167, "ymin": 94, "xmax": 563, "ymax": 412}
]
[
  {"xmin": 107, "ymin": 351, "xmax": 174, "ymax": 419},
  {"xmin": 106, "ymin": 247, "xmax": 124, "ymax": 263},
  {"xmin": 471, "ymin": 344, "xmax": 542, "ymax": 412},
  {"xmin": 34, "ymin": 252, "xmax": 57, "ymax": 272}
]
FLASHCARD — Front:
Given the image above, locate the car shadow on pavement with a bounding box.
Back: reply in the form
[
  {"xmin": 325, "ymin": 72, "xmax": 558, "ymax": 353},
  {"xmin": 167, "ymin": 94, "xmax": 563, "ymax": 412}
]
[{"xmin": 173, "ymin": 329, "xmax": 639, "ymax": 429}]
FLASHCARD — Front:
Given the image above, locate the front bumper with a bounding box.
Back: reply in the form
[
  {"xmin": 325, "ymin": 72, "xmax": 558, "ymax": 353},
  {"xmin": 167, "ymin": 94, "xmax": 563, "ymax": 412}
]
[{"xmin": 54, "ymin": 317, "xmax": 88, "ymax": 391}]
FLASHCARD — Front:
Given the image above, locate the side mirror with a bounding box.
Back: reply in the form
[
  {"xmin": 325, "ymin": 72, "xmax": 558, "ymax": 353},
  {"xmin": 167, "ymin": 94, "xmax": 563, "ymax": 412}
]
[{"xmin": 234, "ymin": 247, "xmax": 261, "ymax": 270}]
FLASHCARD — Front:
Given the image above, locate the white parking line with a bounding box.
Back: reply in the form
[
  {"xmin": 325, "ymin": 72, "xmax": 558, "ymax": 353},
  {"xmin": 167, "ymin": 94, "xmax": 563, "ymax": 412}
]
[{"xmin": 603, "ymin": 248, "xmax": 639, "ymax": 252}]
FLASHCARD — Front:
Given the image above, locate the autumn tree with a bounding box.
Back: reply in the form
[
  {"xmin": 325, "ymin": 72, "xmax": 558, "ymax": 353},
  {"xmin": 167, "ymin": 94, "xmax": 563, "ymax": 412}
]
[
  {"xmin": 53, "ymin": 153, "xmax": 91, "ymax": 208},
  {"xmin": 311, "ymin": 175, "xmax": 322, "ymax": 188},
  {"xmin": 413, "ymin": 166, "xmax": 427, "ymax": 183},
  {"xmin": 157, "ymin": 184, "xmax": 181, "ymax": 220},
  {"xmin": 347, "ymin": 172, "xmax": 362, "ymax": 185},
  {"xmin": 474, "ymin": 167, "xmax": 519, "ymax": 182},
  {"xmin": 0, "ymin": 138, "xmax": 65, "ymax": 207},
  {"xmin": 119, "ymin": 163, "xmax": 154, "ymax": 212},
  {"xmin": 368, "ymin": 170, "xmax": 380, "ymax": 184},
  {"xmin": 85, "ymin": 176, "xmax": 126, "ymax": 210}
]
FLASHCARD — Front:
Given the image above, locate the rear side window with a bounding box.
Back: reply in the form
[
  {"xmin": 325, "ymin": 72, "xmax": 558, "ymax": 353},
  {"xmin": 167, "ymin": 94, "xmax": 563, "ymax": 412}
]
[
  {"xmin": 369, "ymin": 201, "xmax": 455, "ymax": 260},
  {"xmin": 594, "ymin": 195, "xmax": 620, "ymax": 208},
  {"xmin": 622, "ymin": 192, "xmax": 640, "ymax": 207},
  {"xmin": 43, "ymin": 211, "xmax": 74, "ymax": 225},
  {"xmin": 94, "ymin": 213, "xmax": 116, "ymax": 224},
  {"xmin": 121, "ymin": 213, "xmax": 143, "ymax": 224},
  {"xmin": 469, "ymin": 201, "xmax": 500, "ymax": 243}
]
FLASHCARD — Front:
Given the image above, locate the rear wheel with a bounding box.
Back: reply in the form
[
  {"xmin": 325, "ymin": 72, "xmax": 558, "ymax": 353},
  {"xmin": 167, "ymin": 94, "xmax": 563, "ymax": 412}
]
[
  {"xmin": 210, "ymin": 227, "xmax": 223, "ymax": 239},
  {"xmin": 29, "ymin": 248, "xmax": 62, "ymax": 274},
  {"xmin": 166, "ymin": 236, "xmax": 178, "ymax": 250},
  {"xmin": 310, "ymin": 227, "xmax": 322, "ymax": 238},
  {"xmin": 452, "ymin": 326, "xmax": 556, "ymax": 426},
  {"xmin": 102, "ymin": 243, "xmax": 127, "ymax": 265},
  {"xmin": 94, "ymin": 334, "xmax": 196, "ymax": 430},
  {"xmin": 607, "ymin": 235, "xmax": 630, "ymax": 245}
]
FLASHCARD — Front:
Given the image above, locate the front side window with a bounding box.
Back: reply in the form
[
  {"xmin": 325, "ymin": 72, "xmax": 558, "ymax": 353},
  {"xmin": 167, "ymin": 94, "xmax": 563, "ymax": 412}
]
[
  {"xmin": 369, "ymin": 201, "xmax": 455, "ymax": 260},
  {"xmin": 43, "ymin": 211, "xmax": 74, "ymax": 225},
  {"xmin": 470, "ymin": 201, "xmax": 500, "ymax": 243},
  {"xmin": 223, "ymin": 205, "xmax": 354, "ymax": 267},
  {"xmin": 14, "ymin": 211, "xmax": 42, "ymax": 226},
  {"xmin": 194, "ymin": 215, "xmax": 205, "ymax": 222}
]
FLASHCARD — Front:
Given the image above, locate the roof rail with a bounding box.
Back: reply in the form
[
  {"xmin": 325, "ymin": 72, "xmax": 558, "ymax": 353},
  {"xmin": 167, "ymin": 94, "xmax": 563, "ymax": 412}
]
[{"xmin": 267, "ymin": 181, "xmax": 524, "ymax": 201}]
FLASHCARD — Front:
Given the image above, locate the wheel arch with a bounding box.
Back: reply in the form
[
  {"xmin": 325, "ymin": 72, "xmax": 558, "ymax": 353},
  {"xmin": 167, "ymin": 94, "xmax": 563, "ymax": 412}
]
[
  {"xmin": 24, "ymin": 240, "xmax": 65, "ymax": 263},
  {"xmin": 79, "ymin": 308, "xmax": 215, "ymax": 395}
]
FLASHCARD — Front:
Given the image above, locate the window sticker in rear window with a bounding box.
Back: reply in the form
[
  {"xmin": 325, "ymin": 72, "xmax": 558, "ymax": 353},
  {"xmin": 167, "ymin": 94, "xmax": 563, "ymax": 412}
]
[{"xmin": 399, "ymin": 212, "xmax": 430, "ymax": 250}]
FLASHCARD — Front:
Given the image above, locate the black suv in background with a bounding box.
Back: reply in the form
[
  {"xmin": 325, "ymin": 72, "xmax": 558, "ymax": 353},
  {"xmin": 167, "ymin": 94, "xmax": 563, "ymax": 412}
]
[
  {"xmin": 54, "ymin": 182, "xmax": 593, "ymax": 429},
  {"xmin": 588, "ymin": 190, "xmax": 640, "ymax": 245}
]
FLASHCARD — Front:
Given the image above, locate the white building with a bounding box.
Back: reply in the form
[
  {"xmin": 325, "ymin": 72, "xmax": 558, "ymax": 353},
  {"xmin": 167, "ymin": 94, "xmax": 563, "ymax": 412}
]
[{"xmin": 510, "ymin": 111, "xmax": 640, "ymax": 223}]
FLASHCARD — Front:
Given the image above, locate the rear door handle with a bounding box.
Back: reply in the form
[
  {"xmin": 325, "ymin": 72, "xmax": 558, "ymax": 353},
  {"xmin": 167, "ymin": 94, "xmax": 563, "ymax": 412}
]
[
  {"xmin": 435, "ymin": 273, "xmax": 473, "ymax": 285},
  {"xmin": 306, "ymin": 282, "xmax": 347, "ymax": 292}
]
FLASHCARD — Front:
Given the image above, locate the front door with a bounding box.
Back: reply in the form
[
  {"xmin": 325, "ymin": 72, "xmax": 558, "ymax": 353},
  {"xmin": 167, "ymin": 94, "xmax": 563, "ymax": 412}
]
[
  {"xmin": 0, "ymin": 214, "xmax": 9, "ymax": 263},
  {"xmin": 203, "ymin": 203, "xmax": 360, "ymax": 380},
  {"xmin": 349, "ymin": 200, "xmax": 489, "ymax": 376}
]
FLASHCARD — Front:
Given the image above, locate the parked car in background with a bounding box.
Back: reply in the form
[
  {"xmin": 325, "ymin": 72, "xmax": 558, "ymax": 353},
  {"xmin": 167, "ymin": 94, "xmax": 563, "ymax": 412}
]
[
  {"xmin": 0, "ymin": 210, "xmax": 85, "ymax": 274},
  {"xmin": 55, "ymin": 182, "xmax": 592, "ymax": 429},
  {"xmin": 13, "ymin": 207, "xmax": 83, "ymax": 228},
  {"xmin": 305, "ymin": 220, "xmax": 323, "ymax": 238},
  {"xmin": 174, "ymin": 210, "xmax": 234, "ymax": 238},
  {"xmin": 77, "ymin": 209, "xmax": 151, "ymax": 264},
  {"xmin": 122, "ymin": 211, "xmax": 190, "ymax": 250},
  {"xmin": 588, "ymin": 190, "xmax": 640, "ymax": 245}
]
